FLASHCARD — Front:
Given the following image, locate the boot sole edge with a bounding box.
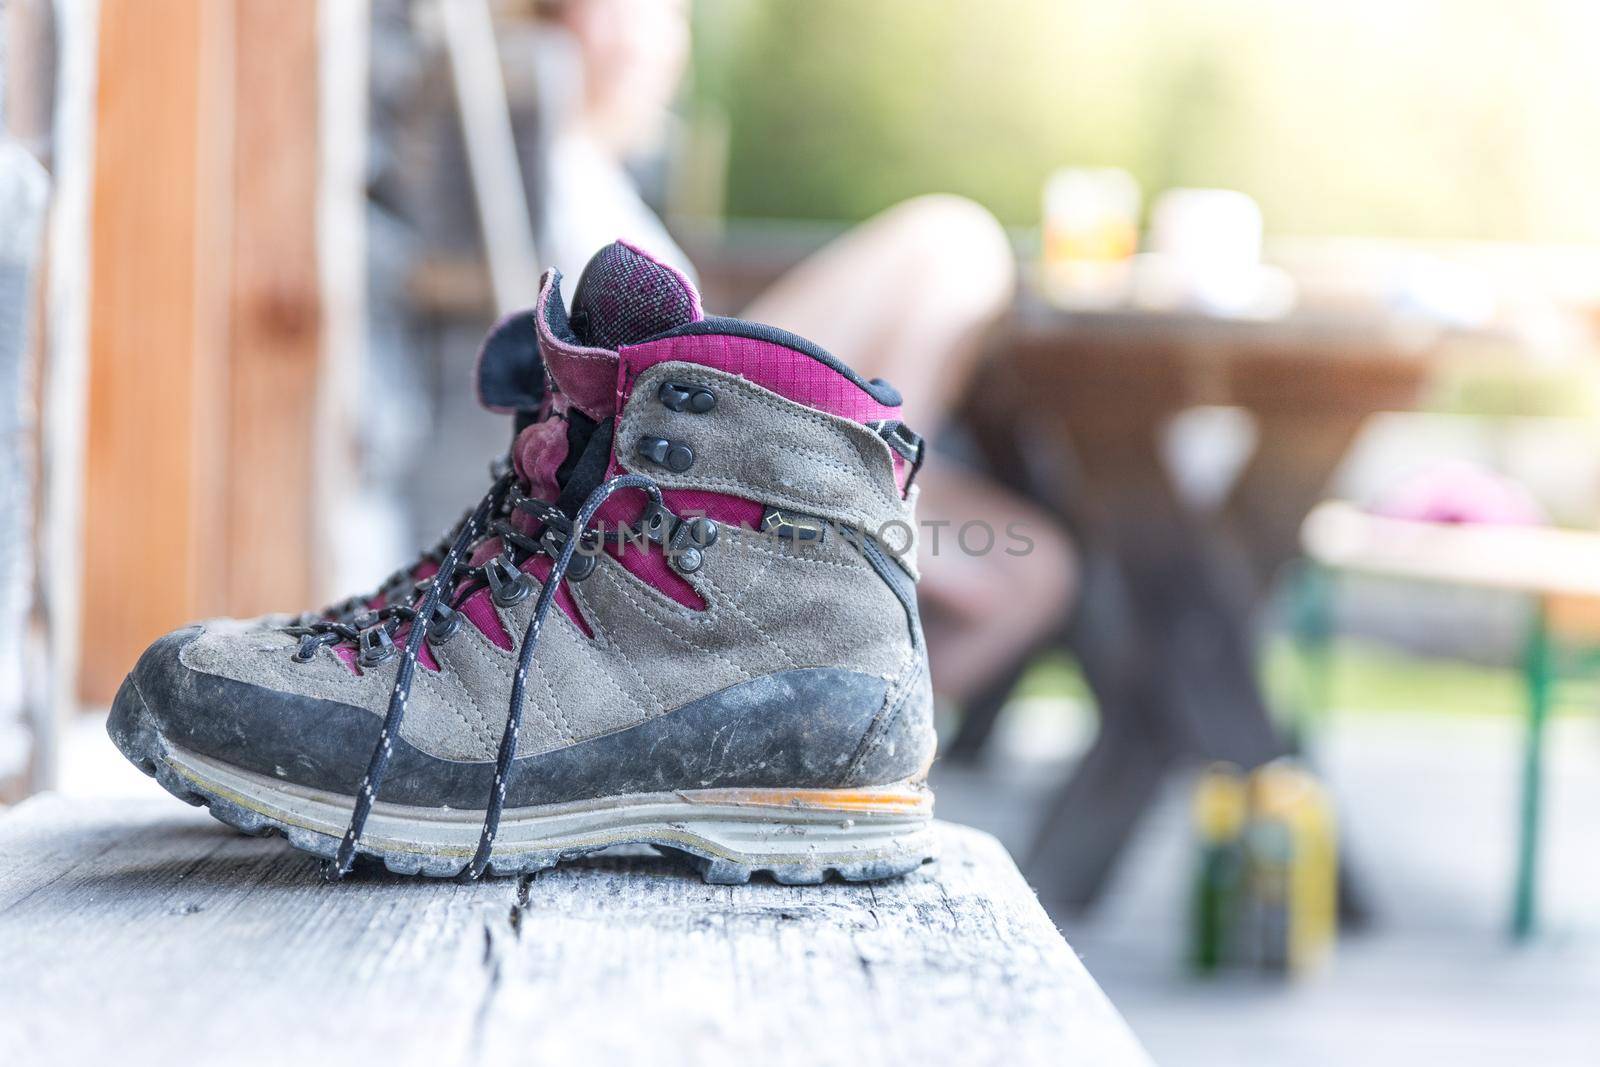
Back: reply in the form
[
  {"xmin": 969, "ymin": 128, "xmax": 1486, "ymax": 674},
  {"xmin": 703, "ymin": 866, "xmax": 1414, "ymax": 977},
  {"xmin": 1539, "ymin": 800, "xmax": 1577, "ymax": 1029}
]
[{"xmin": 111, "ymin": 693, "xmax": 937, "ymax": 884}]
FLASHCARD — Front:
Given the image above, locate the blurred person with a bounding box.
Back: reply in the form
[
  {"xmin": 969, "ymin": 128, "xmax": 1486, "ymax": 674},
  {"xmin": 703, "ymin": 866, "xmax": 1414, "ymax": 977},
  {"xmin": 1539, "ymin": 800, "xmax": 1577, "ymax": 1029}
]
[{"xmin": 529, "ymin": 0, "xmax": 1075, "ymax": 710}]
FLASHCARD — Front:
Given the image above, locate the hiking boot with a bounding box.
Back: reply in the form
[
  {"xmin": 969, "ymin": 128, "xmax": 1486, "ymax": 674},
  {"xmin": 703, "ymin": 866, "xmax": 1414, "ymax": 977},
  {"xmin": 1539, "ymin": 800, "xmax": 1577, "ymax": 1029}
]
[{"xmin": 109, "ymin": 241, "xmax": 936, "ymax": 883}]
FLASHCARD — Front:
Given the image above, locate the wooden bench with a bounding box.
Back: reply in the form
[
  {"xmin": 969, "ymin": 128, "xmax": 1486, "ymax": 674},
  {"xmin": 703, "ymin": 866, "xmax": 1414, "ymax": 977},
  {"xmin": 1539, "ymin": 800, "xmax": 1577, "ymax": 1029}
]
[
  {"xmin": 1301, "ymin": 500, "xmax": 1600, "ymax": 939},
  {"xmin": 0, "ymin": 796, "xmax": 1149, "ymax": 1065}
]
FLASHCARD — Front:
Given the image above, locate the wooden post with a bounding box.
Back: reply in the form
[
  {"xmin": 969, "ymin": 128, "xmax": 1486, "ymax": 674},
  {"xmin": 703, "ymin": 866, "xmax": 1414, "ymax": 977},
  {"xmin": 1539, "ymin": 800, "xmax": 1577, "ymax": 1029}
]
[
  {"xmin": 81, "ymin": 0, "xmax": 325, "ymax": 703},
  {"xmin": 222, "ymin": 0, "xmax": 322, "ymax": 616},
  {"xmin": 82, "ymin": 0, "xmax": 229, "ymax": 704}
]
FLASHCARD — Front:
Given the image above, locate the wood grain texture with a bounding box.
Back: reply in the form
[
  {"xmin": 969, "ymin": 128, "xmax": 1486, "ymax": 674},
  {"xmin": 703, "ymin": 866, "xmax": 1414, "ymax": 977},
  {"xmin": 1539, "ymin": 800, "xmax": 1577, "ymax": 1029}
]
[
  {"xmin": 223, "ymin": 0, "xmax": 321, "ymax": 616},
  {"xmin": 82, "ymin": 0, "xmax": 223, "ymax": 702},
  {"xmin": 81, "ymin": 0, "xmax": 326, "ymax": 702},
  {"xmin": 0, "ymin": 797, "xmax": 1148, "ymax": 1067}
]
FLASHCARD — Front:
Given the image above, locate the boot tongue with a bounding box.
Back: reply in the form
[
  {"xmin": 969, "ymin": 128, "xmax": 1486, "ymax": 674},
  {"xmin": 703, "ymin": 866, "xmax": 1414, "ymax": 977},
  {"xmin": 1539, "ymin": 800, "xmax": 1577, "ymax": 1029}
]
[
  {"xmin": 534, "ymin": 240, "xmax": 703, "ymax": 420},
  {"xmin": 568, "ymin": 240, "xmax": 703, "ymax": 350}
]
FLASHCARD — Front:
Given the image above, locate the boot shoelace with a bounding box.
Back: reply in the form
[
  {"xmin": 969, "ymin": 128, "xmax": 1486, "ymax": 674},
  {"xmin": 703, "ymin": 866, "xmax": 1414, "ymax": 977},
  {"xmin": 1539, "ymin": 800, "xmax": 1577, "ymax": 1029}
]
[
  {"xmin": 318, "ymin": 548, "xmax": 445, "ymax": 624},
  {"xmin": 314, "ymin": 457, "xmax": 516, "ymax": 625},
  {"xmin": 302, "ymin": 470, "xmax": 667, "ymax": 880},
  {"xmin": 289, "ymin": 478, "xmax": 570, "ymax": 664}
]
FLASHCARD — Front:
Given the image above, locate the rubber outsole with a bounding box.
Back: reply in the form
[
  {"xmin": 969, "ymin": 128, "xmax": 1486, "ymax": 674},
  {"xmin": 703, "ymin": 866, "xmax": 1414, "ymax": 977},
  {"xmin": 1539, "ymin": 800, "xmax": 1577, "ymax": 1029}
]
[{"xmin": 108, "ymin": 692, "xmax": 937, "ymax": 885}]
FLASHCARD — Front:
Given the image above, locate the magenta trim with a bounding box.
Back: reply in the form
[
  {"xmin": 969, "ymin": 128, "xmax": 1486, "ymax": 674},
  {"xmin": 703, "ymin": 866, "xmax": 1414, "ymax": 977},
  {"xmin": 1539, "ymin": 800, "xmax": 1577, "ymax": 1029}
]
[
  {"xmin": 513, "ymin": 419, "xmax": 570, "ymax": 501},
  {"xmin": 534, "ymin": 271, "xmax": 621, "ymax": 419},
  {"xmin": 458, "ymin": 587, "xmax": 513, "ymax": 651},
  {"xmin": 617, "ymin": 333, "xmax": 902, "ymax": 424}
]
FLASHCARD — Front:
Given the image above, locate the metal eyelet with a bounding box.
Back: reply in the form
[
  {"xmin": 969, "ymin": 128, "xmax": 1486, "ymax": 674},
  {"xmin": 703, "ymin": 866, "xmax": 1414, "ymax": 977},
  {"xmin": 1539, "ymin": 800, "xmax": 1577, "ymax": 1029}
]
[
  {"xmin": 426, "ymin": 602, "xmax": 463, "ymax": 645},
  {"xmin": 667, "ymin": 517, "xmax": 717, "ymax": 575},
  {"xmin": 659, "ymin": 381, "xmax": 716, "ymax": 413},
  {"xmin": 357, "ymin": 625, "xmax": 398, "ymax": 668},
  {"xmin": 683, "ymin": 517, "xmax": 718, "ymax": 548},
  {"xmin": 620, "ymin": 502, "xmax": 719, "ymax": 575},
  {"xmin": 485, "ymin": 555, "xmax": 535, "ymax": 608},
  {"xmin": 637, "ymin": 436, "xmax": 694, "ymax": 473},
  {"xmin": 639, "ymin": 501, "xmax": 674, "ymax": 544},
  {"xmin": 539, "ymin": 526, "xmax": 598, "ymax": 582},
  {"xmin": 564, "ymin": 546, "xmax": 598, "ymax": 581}
]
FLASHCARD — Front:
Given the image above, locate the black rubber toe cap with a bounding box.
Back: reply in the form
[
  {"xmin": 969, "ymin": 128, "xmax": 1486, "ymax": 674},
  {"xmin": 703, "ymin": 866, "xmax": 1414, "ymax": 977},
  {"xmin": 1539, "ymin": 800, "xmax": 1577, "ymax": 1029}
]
[{"xmin": 107, "ymin": 625, "xmax": 382, "ymax": 797}]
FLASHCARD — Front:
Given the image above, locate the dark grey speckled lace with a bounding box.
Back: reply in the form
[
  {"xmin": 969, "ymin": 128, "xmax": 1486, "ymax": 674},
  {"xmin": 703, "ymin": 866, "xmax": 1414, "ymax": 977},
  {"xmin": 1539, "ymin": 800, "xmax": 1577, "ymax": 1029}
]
[{"xmin": 314, "ymin": 471, "xmax": 666, "ymax": 880}]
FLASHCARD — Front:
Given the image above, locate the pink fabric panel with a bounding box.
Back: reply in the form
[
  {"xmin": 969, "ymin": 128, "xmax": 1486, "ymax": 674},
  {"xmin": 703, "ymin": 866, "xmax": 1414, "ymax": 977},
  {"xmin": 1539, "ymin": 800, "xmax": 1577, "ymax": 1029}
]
[
  {"xmin": 662, "ymin": 488, "xmax": 765, "ymax": 530},
  {"xmin": 535, "ymin": 271, "xmax": 620, "ymax": 419},
  {"xmin": 458, "ymin": 587, "xmax": 514, "ymax": 650},
  {"xmin": 590, "ymin": 485, "xmax": 706, "ymax": 610},
  {"xmin": 617, "ymin": 334, "xmax": 902, "ymax": 424},
  {"xmin": 513, "ymin": 418, "xmax": 569, "ymax": 501},
  {"xmin": 333, "ymin": 645, "xmax": 359, "ymax": 674},
  {"xmin": 522, "ymin": 552, "xmax": 594, "ymax": 637}
]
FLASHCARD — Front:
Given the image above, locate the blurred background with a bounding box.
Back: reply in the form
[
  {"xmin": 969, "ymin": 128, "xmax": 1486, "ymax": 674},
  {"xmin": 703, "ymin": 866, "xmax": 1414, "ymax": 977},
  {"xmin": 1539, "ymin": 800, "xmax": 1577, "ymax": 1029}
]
[{"xmin": 4, "ymin": 1, "xmax": 1600, "ymax": 1063}]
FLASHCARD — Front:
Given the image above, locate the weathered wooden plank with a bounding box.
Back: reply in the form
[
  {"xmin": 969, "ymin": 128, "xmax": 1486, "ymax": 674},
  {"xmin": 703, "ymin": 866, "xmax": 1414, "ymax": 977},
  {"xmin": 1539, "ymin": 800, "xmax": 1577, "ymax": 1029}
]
[
  {"xmin": 0, "ymin": 795, "xmax": 504, "ymax": 1066},
  {"xmin": 0, "ymin": 797, "xmax": 1147, "ymax": 1066}
]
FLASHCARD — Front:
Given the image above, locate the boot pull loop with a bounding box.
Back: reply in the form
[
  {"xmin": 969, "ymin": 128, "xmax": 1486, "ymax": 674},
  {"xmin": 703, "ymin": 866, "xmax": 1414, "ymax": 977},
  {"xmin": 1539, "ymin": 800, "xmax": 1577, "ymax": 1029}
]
[{"xmin": 869, "ymin": 419, "xmax": 925, "ymax": 497}]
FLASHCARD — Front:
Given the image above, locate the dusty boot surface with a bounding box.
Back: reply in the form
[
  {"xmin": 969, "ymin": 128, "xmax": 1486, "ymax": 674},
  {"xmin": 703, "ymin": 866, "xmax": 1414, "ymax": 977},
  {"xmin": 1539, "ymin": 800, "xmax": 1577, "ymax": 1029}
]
[{"xmin": 109, "ymin": 241, "xmax": 936, "ymax": 883}]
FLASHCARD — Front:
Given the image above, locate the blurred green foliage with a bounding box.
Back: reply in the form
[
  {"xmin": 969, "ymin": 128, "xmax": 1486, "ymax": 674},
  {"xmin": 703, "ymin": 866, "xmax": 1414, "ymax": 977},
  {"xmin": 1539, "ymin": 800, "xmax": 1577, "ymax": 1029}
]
[
  {"xmin": 1019, "ymin": 639, "xmax": 1597, "ymax": 722},
  {"xmin": 690, "ymin": 0, "xmax": 1600, "ymax": 242}
]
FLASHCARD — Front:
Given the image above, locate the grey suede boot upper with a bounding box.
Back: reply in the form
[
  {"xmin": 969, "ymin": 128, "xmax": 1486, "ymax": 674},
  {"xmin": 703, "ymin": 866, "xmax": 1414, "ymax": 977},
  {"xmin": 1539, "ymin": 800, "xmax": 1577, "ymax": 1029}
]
[{"xmin": 111, "ymin": 241, "xmax": 934, "ymax": 834}]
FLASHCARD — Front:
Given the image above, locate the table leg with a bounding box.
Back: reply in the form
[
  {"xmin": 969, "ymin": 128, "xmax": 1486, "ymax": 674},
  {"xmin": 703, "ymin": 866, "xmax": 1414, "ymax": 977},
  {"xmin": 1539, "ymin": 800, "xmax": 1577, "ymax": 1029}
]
[
  {"xmin": 944, "ymin": 634, "xmax": 1063, "ymax": 762},
  {"xmin": 1514, "ymin": 598, "xmax": 1552, "ymax": 940},
  {"xmin": 1026, "ymin": 421, "xmax": 1290, "ymax": 908},
  {"xmin": 1024, "ymin": 536, "xmax": 1177, "ymax": 905},
  {"xmin": 979, "ymin": 336, "xmax": 1424, "ymax": 917},
  {"xmin": 1028, "ymin": 704, "xmax": 1178, "ymax": 907},
  {"xmin": 1221, "ymin": 413, "xmax": 1368, "ymax": 596}
]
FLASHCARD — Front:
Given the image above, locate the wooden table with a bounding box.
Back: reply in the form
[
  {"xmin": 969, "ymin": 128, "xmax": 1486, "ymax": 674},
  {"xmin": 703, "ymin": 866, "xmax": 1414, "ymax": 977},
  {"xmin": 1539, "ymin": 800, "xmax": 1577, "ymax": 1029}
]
[
  {"xmin": 957, "ymin": 300, "xmax": 1461, "ymax": 911},
  {"xmin": 0, "ymin": 796, "xmax": 1149, "ymax": 1066}
]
